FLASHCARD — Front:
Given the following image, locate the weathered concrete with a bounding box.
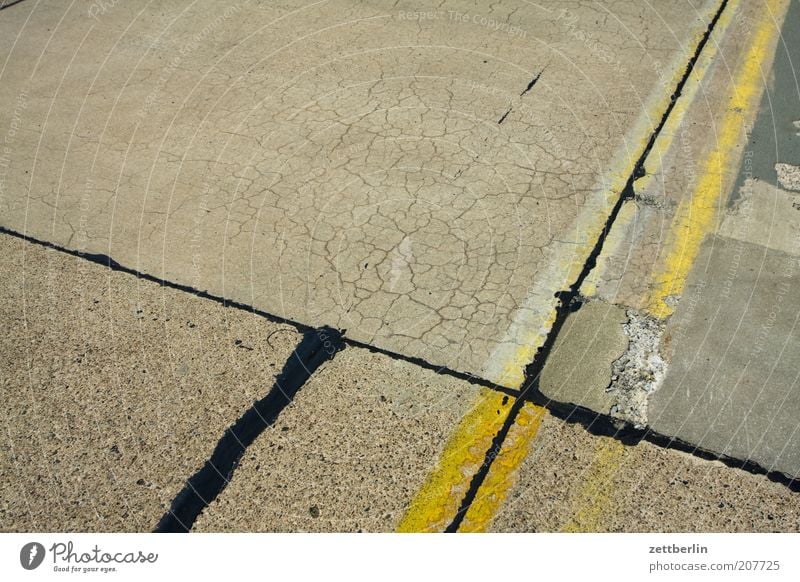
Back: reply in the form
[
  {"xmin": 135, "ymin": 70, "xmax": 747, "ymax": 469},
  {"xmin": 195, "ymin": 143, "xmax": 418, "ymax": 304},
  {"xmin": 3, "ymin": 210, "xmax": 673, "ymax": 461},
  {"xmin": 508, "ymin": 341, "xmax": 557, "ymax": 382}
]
[
  {"xmin": 538, "ymin": 301, "xmax": 628, "ymax": 417},
  {"xmin": 489, "ymin": 414, "xmax": 800, "ymax": 532},
  {"xmin": 571, "ymin": 0, "xmax": 800, "ymax": 480},
  {"xmin": 581, "ymin": 0, "xmax": 779, "ymax": 311},
  {"xmin": 649, "ymin": 237, "xmax": 800, "ymax": 478},
  {"xmin": 644, "ymin": 0, "xmax": 800, "ymax": 480},
  {"xmin": 0, "ymin": 231, "xmax": 481, "ymax": 532},
  {"xmin": 0, "ymin": 0, "xmax": 722, "ymax": 386},
  {"xmin": 193, "ymin": 348, "xmax": 480, "ymax": 532},
  {"xmin": 719, "ymin": 179, "xmax": 800, "ymax": 256},
  {"xmin": 729, "ymin": 0, "xmax": 800, "ymax": 200},
  {"xmin": 0, "ymin": 233, "xmax": 301, "ymax": 531},
  {"xmin": 3, "ymin": 0, "xmax": 798, "ymax": 535}
]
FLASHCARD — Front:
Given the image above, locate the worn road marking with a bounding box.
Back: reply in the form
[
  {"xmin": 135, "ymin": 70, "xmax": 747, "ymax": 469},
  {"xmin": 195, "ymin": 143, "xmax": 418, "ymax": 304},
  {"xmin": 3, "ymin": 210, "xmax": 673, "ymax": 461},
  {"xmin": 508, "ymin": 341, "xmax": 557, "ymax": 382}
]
[
  {"xmin": 396, "ymin": 388, "xmax": 514, "ymax": 533},
  {"xmin": 645, "ymin": 0, "xmax": 789, "ymax": 318},
  {"xmin": 564, "ymin": 1, "xmax": 787, "ymax": 533},
  {"xmin": 636, "ymin": 0, "xmax": 741, "ymax": 197},
  {"xmin": 399, "ymin": 0, "xmax": 738, "ymax": 533},
  {"xmin": 581, "ymin": 0, "xmax": 740, "ymax": 300},
  {"xmin": 457, "ymin": 402, "xmax": 546, "ymax": 532},
  {"xmin": 579, "ymin": 201, "xmax": 638, "ymax": 299},
  {"xmin": 561, "ymin": 438, "xmax": 626, "ymax": 532},
  {"xmin": 485, "ymin": 0, "xmax": 728, "ymax": 389}
]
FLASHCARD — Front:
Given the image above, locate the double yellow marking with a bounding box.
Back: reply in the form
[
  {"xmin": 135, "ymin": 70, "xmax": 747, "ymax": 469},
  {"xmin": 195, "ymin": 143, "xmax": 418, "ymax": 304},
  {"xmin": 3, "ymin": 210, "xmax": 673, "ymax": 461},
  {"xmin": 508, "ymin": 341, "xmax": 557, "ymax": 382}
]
[
  {"xmin": 581, "ymin": 0, "xmax": 741, "ymax": 300},
  {"xmin": 458, "ymin": 403, "xmax": 546, "ymax": 532},
  {"xmin": 564, "ymin": 0, "xmax": 788, "ymax": 532},
  {"xmin": 396, "ymin": 388, "xmax": 514, "ymax": 532},
  {"xmin": 399, "ymin": 0, "xmax": 787, "ymax": 534},
  {"xmin": 565, "ymin": 1, "xmax": 787, "ymax": 531},
  {"xmin": 646, "ymin": 0, "xmax": 788, "ymax": 318},
  {"xmin": 398, "ymin": 41, "xmax": 700, "ymax": 533}
]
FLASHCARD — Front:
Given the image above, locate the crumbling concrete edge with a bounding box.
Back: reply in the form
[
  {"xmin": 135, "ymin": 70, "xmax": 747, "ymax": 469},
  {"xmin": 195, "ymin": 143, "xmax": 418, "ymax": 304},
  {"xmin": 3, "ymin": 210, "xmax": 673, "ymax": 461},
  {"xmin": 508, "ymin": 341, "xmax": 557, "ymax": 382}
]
[{"xmin": 606, "ymin": 309, "xmax": 667, "ymax": 428}]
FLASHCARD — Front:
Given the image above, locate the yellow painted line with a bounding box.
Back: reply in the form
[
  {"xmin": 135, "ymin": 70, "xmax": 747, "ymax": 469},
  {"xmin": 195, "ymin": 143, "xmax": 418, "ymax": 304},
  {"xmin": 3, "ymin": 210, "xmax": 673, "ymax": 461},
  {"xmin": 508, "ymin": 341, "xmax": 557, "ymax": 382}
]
[
  {"xmin": 398, "ymin": 0, "xmax": 738, "ymax": 533},
  {"xmin": 581, "ymin": 0, "xmax": 740, "ymax": 300},
  {"xmin": 398, "ymin": 323, "xmax": 550, "ymax": 532},
  {"xmin": 458, "ymin": 402, "xmax": 546, "ymax": 532},
  {"xmin": 487, "ymin": 1, "xmax": 727, "ymax": 388},
  {"xmin": 442, "ymin": 1, "xmax": 727, "ymax": 534},
  {"xmin": 561, "ymin": 438, "xmax": 626, "ymax": 532},
  {"xmin": 396, "ymin": 388, "xmax": 514, "ymax": 532},
  {"xmin": 565, "ymin": 3, "xmax": 787, "ymax": 530},
  {"xmin": 645, "ymin": 0, "xmax": 789, "ymax": 318},
  {"xmin": 635, "ymin": 0, "xmax": 741, "ymax": 197},
  {"xmin": 492, "ymin": 312, "xmax": 556, "ymax": 390}
]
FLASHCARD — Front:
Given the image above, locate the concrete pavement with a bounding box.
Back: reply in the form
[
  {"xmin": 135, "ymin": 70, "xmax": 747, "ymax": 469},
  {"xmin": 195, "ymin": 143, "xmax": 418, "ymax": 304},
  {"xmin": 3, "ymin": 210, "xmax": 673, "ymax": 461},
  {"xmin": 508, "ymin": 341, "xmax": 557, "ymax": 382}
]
[
  {"xmin": 649, "ymin": 236, "xmax": 800, "ymax": 478},
  {"xmin": 0, "ymin": 0, "xmax": 722, "ymax": 387},
  {"xmin": 0, "ymin": 234, "xmax": 302, "ymax": 531},
  {"xmin": 0, "ymin": 230, "xmax": 800, "ymax": 531},
  {"xmin": 539, "ymin": 0, "xmax": 800, "ymax": 480},
  {"xmin": 489, "ymin": 413, "xmax": 800, "ymax": 533},
  {"xmin": 648, "ymin": 0, "xmax": 800, "ymax": 479},
  {"xmin": 1, "ymin": 0, "xmax": 798, "ymax": 533},
  {"xmin": 2, "ymin": 232, "xmax": 796, "ymax": 532},
  {"xmin": 0, "ymin": 234, "xmax": 479, "ymax": 531}
]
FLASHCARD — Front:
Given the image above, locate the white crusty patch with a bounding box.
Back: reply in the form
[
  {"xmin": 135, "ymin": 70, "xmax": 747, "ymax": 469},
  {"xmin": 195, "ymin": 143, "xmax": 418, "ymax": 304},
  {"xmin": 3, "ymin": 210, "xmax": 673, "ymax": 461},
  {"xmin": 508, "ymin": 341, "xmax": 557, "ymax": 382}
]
[
  {"xmin": 775, "ymin": 162, "xmax": 800, "ymax": 192},
  {"xmin": 607, "ymin": 310, "xmax": 666, "ymax": 428}
]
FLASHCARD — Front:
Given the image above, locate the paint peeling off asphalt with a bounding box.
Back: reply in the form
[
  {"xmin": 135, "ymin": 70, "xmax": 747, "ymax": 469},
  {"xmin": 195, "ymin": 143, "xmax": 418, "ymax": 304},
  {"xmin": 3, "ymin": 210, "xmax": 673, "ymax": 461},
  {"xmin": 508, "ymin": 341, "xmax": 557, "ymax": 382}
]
[{"xmin": 606, "ymin": 310, "xmax": 666, "ymax": 428}]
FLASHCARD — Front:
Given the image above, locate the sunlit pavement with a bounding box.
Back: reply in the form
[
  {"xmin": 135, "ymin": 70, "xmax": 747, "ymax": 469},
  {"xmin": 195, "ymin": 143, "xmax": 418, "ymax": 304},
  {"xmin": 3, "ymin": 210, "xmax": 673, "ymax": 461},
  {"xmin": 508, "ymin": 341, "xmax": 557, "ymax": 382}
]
[{"xmin": 1, "ymin": 0, "xmax": 797, "ymax": 532}]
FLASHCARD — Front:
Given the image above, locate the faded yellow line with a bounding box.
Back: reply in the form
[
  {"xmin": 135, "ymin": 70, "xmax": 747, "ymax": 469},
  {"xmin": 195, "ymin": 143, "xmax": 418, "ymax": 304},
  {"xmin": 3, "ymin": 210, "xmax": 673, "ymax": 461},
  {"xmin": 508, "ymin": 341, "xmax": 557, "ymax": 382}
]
[
  {"xmin": 443, "ymin": 1, "xmax": 730, "ymax": 533},
  {"xmin": 580, "ymin": 201, "xmax": 637, "ymax": 299},
  {"xmin": 645, "ymin": 0, "xmax": 789, "ymax": 318},
  {"xmin": 561, "ymin": 438, "xmax": 626, "ymax": 532},
  {"xmin": 488, "ymin": 53, "xmax": 689, "ymax": 388},
  {"xmin": 635, "ymin": 0, "xmax": 741, "ymax": 198},
  {"xmin": 398, "ymin": 321, "xmax": 550, "ymax": 532},
  {"xmin": 397, "ymin": 0, "xmax": 744, "ymax": 533},
  {"xmin": 458, "ymin": 402, "xmax": 546, "ymax": 532},
  {"xmin": 484, "ymin": 2, "xmax": 730, "ymax": 390},
  {"xmin": 581, "ymin": 0, "xmax": 740, "ymax": 300},
  {"xmin": 561, "ymin": 2, "xmax": 787, "ymax": 531},
  {"xmin": 396, "ymin": 388, "xmax": 514, "ymax": 532}
]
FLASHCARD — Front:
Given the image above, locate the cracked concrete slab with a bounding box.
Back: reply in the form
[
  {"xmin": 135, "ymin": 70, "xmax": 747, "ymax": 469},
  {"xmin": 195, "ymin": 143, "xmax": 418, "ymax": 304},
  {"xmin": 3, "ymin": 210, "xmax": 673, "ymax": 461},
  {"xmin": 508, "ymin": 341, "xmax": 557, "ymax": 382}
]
[
  {"xmin": 536, "ymin": 300, "xmax": 667, "ymax": 428},
  {"xmin": 0, "ymin": 231, "xmax": 481, "ymax": 532},
  {"xmin": 0, "ymin": 233, "xmax": 302, "ymax": 531},
  {"xmin": 646, "ymin": 0, "xmax": 800, "ymax": 480},
  {"xmin": 0, "ymin": 0, "xmax": 722, "ymax": 387},
  {"xmin": 577, "ymin": 0, "xmax": 800, "ymax": 479},
  {"xmin": 581, "ymin": 0, "xmax": 781, "ymax": 312},
  {"xmin": 4, "ymin": 0, "xmax": 797, "ymax": 536}
]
